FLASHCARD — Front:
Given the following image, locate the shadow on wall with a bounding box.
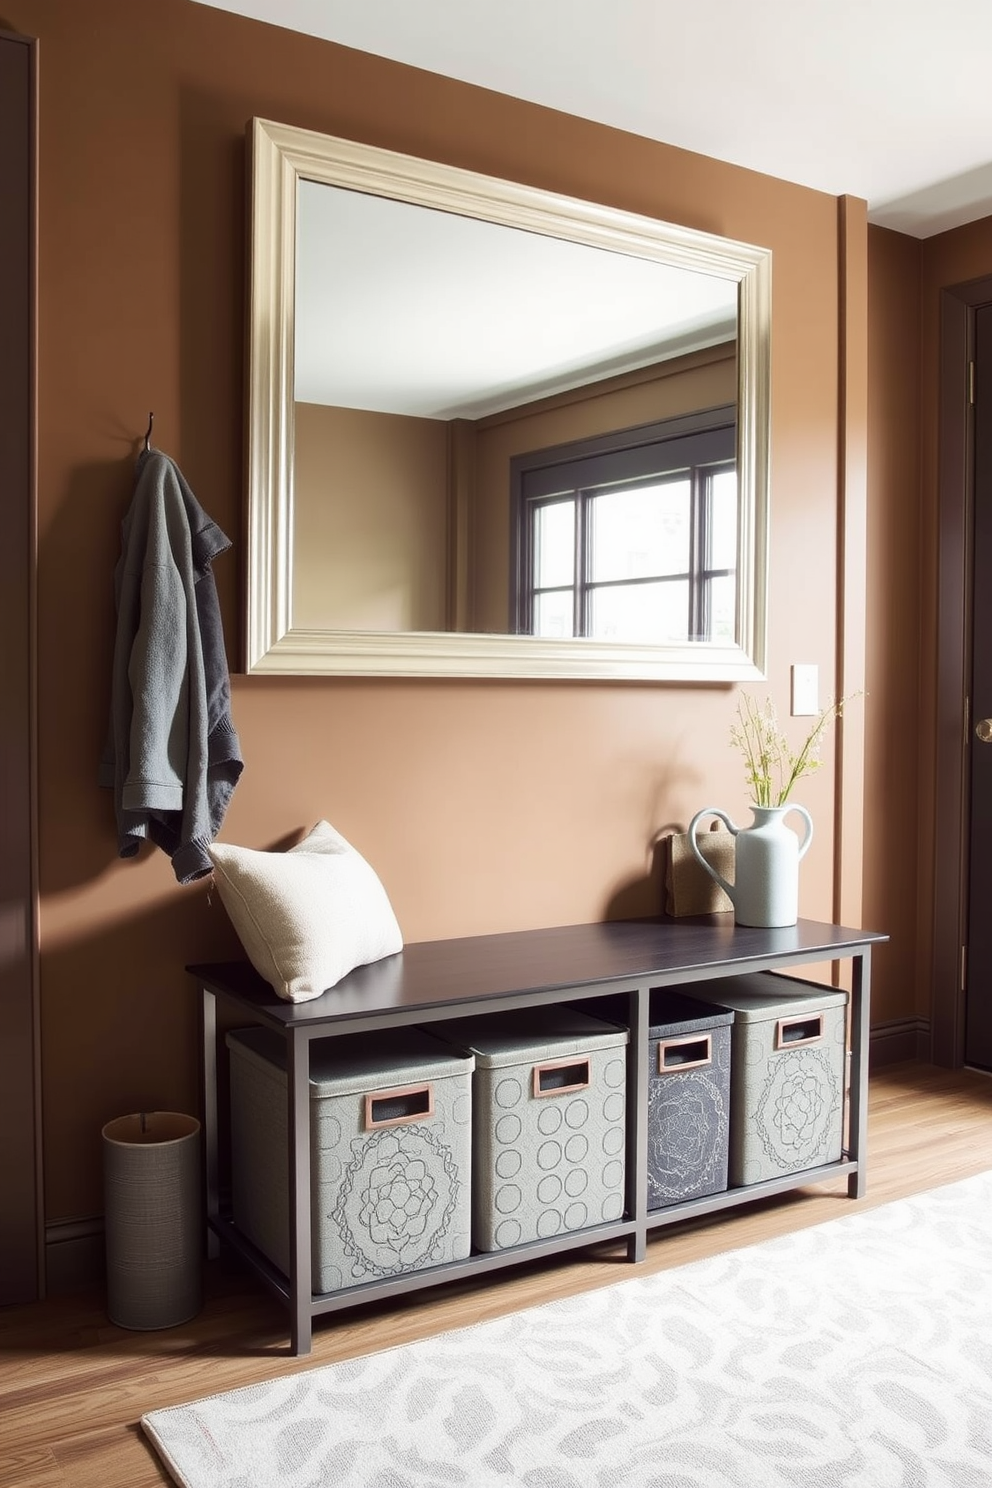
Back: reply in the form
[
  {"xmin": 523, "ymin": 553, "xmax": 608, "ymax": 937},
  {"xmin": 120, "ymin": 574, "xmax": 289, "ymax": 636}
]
[
  {"xmin": 38, "ymin": 440, "xmax": 249, "ymax": 896},
  {"xmin": 38, "ymin": 451, "xmax": 141, "ymax": 894},
  {"xmin": 40, "ymin": 883, "xmax": 248, "ymax": 1221},
  {"xmin": 177, "ymin": 83, "xmax": 246, "ymax": 626},
  {"xmin": 604, "ymin": 825, "xmax": 688, "ymax": 921},
  {"xmin": 43, "ymin": 821, "xmax": 344, "ymax": 1223}
]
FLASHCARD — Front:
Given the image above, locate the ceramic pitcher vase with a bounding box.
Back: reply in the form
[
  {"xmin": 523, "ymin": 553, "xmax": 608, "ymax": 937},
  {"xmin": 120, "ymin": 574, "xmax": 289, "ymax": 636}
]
[{"xmin": 687, "ymin": 803, "xmax": 813, "ymax": 928}]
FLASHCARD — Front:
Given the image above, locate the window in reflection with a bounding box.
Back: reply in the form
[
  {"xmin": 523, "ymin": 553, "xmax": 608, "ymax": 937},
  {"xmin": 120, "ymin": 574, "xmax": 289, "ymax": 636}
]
[
  {"xmin": 707, "ymin": 467, "xmax": 740, "ymax": 643},
  {"xmin": 513, "ymin": 413, "xmax": 737, "ymax": 643},
  {"xmin": 532, "ymin": 499, "xmax": 576, "ymax": 638}
]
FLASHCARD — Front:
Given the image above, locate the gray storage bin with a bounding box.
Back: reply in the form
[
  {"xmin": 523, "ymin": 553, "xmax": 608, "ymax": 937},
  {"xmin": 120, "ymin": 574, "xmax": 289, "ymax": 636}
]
[
  {"xmin": 683, "ymin": 973, "xmax": 848, "ymax": 1185},
  {"xmin": 436, "ymin": 1007, "xmax": 628, "ymax": 1252},
  {"xmin": 646, "ymin": 990, "xmax": 734, "ymax": 1208},
  {"xmin": 226, "ymin": 1025, "xmax": 474, "ymax": 1293}
]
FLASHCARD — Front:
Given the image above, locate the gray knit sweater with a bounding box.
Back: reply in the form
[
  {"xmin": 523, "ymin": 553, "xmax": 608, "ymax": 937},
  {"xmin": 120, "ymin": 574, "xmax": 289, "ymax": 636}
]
[{"xmin": 99, "ymin": 449, "xmax": 243, "ymax": 883}]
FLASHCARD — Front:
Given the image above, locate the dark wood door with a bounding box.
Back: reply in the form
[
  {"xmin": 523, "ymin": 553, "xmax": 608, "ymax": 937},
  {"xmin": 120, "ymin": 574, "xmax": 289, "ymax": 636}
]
[
  {"xmin": 0, "ymin": 28, "xmax": 40, "ymax": 1303},
  {"xmin": 966, "ymin": 303, "xmax": 992, "ymax": 1070}
]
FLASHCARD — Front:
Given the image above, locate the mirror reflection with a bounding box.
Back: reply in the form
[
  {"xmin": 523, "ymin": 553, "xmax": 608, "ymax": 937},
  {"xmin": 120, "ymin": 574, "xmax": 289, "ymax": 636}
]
[
  {"xmin": 245, "ymin": 118, "xmax": 771, "ymax": 679},
  {"xmin": 293, "ymin": 180, "xmax": 739, "ymax": 642}
]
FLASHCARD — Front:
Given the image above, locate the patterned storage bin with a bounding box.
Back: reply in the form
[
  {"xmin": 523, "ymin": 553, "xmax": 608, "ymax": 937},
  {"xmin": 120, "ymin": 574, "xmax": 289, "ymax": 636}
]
[
  {"xmin": 646, "ymin": 990, "xmax": 734, "ymax": 1209},
  {"xmin": 226, "ymin": 1025, "xmax": 474, "ymax": 1293},
  {"xmin": 435, "ymin": 1007, "xmax": 628, "ymax": 1252},
  {"xmin": 685, "ymin": 972, "xmax": 848, "ymax": 1186}
]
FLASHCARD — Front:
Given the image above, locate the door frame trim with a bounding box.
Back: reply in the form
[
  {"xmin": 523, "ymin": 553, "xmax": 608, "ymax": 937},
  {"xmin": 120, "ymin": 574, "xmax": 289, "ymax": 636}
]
[
  {"xmin": 932, "ymin": 274, "xmax": 992, "ymax": 1066},
  {"xmin": 0, "ymin": 27, "xmax": 41, "ymax": 1301}
]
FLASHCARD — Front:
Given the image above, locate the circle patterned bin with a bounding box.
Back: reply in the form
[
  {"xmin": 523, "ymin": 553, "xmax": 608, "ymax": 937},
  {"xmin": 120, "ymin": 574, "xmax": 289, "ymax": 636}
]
[{"xmin": 435, "ymin": 1007, "xmax": 628, "ymax": 1252}]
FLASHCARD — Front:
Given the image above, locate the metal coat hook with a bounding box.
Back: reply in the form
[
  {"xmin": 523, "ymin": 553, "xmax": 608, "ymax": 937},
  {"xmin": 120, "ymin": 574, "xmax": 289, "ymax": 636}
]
[{"xmin": 143, "ymin": 411, "xmax": 154, "ymax": 451}]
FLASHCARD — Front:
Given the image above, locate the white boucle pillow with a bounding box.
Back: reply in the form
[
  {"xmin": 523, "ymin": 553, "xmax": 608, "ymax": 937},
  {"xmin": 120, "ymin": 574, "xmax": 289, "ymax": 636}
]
[{"xmin": 207, "ymin": 820, "xmax": 403, "ymax": 1002}]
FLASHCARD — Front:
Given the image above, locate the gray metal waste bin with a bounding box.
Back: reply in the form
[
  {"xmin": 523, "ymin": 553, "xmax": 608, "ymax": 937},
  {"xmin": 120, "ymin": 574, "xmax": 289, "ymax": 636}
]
[{"xmin": 102, "ymin": 1110, "xmax": 202, "ymax": 1330}]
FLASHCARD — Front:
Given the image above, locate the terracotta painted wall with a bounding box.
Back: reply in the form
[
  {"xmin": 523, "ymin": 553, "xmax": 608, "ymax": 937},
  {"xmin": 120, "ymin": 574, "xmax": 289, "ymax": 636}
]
[{"xmin": 9, "ymin": 0, "xmax": 871, "ymax": 1227}]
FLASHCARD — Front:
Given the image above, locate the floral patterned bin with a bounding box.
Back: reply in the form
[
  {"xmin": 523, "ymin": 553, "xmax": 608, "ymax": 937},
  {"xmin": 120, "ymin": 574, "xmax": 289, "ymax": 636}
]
[
  {"xmin": 646, "ymin": 990, "xmax": 734, "ymax": 1208},
  {"xmin": 682, "ymin": 973, "xmax": 848, "ymax": 1186},
  {"xmin": 226, "ymin": 1026, "xmax": 473, "ymax": 1293}
]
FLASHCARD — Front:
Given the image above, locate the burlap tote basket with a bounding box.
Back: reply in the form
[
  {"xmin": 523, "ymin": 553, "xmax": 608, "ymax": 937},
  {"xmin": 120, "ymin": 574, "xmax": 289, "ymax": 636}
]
[{"xmin": 665, "ymin": 822, "xmax": 735, "ymax": 916}]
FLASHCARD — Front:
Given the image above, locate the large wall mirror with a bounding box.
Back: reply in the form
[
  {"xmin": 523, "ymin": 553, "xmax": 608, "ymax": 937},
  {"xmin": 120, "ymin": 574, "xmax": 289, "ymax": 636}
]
[{"xmin": 245, "ymin": 117, "xmax": 771, "ymax": 680}]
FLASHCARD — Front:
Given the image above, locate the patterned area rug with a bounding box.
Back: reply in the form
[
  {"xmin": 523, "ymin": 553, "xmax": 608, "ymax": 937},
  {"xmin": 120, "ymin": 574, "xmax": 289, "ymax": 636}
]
[{"xmin": 142, "ymin": 1171, "xmax": 992, "ymax": 1487}]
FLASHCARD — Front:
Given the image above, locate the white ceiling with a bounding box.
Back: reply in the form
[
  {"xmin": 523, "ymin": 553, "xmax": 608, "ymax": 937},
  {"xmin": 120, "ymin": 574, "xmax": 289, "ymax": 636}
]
[
  {"xmin": 296, "ymin": 180, "xmax": 737, "ymax": 417},
  {"xmin": 192, "ymin": 0, "xmax": 992, "ymax": 239}
]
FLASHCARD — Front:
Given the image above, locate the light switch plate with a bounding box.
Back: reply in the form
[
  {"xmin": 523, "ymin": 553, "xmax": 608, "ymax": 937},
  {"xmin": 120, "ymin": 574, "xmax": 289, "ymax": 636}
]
[{"xmin": 791, "ymin": 663, "xmax": 819, "ymax": 716}]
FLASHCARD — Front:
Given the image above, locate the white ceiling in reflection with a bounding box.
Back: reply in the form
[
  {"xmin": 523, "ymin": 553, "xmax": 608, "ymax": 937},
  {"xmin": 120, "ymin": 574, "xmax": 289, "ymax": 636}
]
[{"xmin": 294, "ymin": 182, "xmax": 738, "ymax": 420}]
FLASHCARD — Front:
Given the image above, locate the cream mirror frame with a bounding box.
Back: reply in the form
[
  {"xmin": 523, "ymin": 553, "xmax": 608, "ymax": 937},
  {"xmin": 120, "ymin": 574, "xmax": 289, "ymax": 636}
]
[{"xmin": 245, "ymin": 117, "xmax": 771, "ymax": 680}]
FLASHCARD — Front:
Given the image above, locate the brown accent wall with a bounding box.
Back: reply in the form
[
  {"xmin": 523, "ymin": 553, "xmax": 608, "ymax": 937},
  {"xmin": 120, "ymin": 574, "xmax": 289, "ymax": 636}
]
[
  {"xmin": 10, "ymin": 0, "xmax": 869, "ymax": 1225},
  {"xmin": 865, "ymin": 226, "xmax": 923, "ymax": 1027}
]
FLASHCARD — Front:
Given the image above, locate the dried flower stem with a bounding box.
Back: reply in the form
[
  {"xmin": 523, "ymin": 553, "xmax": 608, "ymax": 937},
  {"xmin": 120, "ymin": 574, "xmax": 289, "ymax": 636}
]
[{"xmin": 730, "ymin": 692, "xmax": 855, "ymax": 807}]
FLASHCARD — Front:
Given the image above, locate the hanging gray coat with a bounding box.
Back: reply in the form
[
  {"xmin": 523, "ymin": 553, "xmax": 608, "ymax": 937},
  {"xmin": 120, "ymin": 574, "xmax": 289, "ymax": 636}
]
[{"xmin": 99, "ymin": 448, "xmax": 244, "ymax": 884}]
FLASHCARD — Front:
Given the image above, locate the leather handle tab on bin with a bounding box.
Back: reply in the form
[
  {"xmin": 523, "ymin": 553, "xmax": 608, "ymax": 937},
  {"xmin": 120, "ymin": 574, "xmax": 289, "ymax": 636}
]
[
  {"xmin": 774, "ymin": 1013, "xmax": 824, "ymax": 1050},
  {"xmin": 657, "ymin": 1033, "xmax": 712, "ymax": 1073},
  {"xmin": 364, "ymin": 1082, "xmax": 435, "ymax": 1130},
  {"xmin": 532, "ymin": 1057, "xmax": 591, "ymax": 1098}
]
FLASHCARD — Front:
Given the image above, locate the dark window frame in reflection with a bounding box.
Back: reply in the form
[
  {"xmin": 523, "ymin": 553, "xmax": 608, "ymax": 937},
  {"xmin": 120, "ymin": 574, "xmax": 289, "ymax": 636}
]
[{"xmin": 510, "ymin": 406, "xmax": 737, "ymax": 643}]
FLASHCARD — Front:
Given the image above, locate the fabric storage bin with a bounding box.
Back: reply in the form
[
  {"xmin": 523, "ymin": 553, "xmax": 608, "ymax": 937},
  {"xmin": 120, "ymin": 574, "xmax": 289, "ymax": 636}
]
[
  {"xmin": 646, "ymin": 990, "xmax": 734, "ymax": 1208},
  {"xmin": 226, "ymin": 1025, "xmax": 474, "ymax": 1293},
  {"xmin": 435, "ymin": 1007, "xmax": 628, "ymax": 1252},
  {"xmin": 683, "ymin": 972, "xmax": 848, "ymax": 1185}
]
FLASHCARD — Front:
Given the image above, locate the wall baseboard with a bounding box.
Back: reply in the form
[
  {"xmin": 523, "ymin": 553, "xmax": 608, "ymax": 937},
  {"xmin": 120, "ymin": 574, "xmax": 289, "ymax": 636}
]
[{"xmin": 869, "ymin": 1017, "xmax": 931, "ymax": 1068}]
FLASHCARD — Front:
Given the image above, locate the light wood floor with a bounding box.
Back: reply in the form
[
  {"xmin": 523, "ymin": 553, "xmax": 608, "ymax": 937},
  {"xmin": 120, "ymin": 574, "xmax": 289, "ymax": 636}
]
[{"xmin": 2, "ymin": 1061, "xmax": 991, "ymax": 1488}]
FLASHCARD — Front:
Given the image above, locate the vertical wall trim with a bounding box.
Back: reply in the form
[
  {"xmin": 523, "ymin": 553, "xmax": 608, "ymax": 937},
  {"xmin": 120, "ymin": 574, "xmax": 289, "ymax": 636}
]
[
  {"xmin": 0, "ymin": 27, "xmax": 41, "ymax": 1303},
  {"xmin": 835, "ymin": 196, "xmax": 869, "ymax": 933}
]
